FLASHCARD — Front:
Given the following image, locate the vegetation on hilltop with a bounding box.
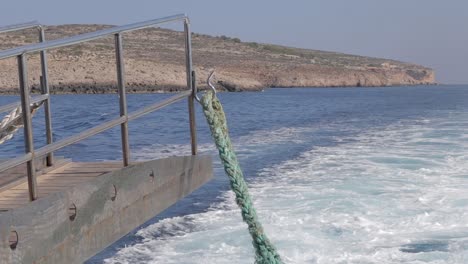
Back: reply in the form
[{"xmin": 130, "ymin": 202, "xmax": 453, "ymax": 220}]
[{"xmin": 0, "ymin": 25, "xmax": 434, "ymax": 94}]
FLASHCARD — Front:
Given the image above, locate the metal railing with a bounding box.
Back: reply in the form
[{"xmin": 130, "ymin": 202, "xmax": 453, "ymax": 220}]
[
  {"xmin": 0, "ymin": 14, "xmax": 198, "ymax": 201},
  {"xmin": 0, "ymin": 21, "xmax": 40, "ymax": 34},
  {"xmin": 0, "ymin": 20, "xmax": 54, "ymax": 169}
]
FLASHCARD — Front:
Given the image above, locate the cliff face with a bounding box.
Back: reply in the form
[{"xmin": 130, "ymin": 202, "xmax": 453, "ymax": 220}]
[{"xmin": 0, "ymin": 25, "xmax": 435, "ymax": 94}]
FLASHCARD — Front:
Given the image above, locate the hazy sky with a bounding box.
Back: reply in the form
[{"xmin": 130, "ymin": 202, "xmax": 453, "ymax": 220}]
[{"xmin": 1, "ymin": 0, "xmax": 467, "ymax": 84}]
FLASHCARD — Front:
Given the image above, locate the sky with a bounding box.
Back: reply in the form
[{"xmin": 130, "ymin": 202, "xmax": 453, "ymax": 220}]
[{"xmin": 1, "ymin": 0, "xmax": 467, "ymax": 84}]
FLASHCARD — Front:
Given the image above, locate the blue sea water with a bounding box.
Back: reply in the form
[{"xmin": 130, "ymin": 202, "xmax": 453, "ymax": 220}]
[{"xmin": 2, "ymin": 85, "xmax": 468, "ymax": 263}]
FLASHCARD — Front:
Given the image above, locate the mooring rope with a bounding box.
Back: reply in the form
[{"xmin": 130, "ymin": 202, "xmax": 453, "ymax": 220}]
[
  {"xmin": 200, "ymin": 91, "xmax": 283, "ymax": 264},
  {"xmin": 0, "ymin": 101, "xmax": 44, "ymax": 145}
]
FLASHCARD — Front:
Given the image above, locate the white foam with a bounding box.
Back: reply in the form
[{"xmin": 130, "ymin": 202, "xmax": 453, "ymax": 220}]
[
  {"xmin": 131, "ymin": 125, "xmax": 318, "ymax": 161},
  {"xmin": 106, "ymin": 114, "xmax": 468, "ymax": 263}
]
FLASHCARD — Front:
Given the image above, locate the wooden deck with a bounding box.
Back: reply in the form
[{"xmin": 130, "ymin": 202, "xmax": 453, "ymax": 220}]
[{"xmin": 0, "ymin": 161, "xmax": 125, "ymax": 211}]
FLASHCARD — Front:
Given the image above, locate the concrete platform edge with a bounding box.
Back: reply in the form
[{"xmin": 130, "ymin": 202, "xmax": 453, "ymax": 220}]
[{"xmin": 0, "ymin": 155, "xmax": 213, "ymax": 264}]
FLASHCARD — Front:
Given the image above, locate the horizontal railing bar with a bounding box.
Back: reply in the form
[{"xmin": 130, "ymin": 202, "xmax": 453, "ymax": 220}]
[
  {"xmin": 33, "ymin": 91, "xmax": 191, "ymax": 159},
  {"xmin": 0, "ymin": 153, "xmax": 33, "ymax": 172},
  {"xmin": 128, "ymin": 90, "xmax": 191, "ymax": 121},
  {"xmin": 0, "ymin": 21, "xmax": 40, "ymax": 34},
  {"xmin": 0, "ymin": 94, "xmax": 49, "ymax": 114},
  {"xmin": 0, "ymin": 14, "xmax": 187, "ymax": 60}
]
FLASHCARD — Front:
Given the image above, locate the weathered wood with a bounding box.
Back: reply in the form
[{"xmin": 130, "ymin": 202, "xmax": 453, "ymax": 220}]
[
  {"xmin": 0, "ymin": 158, "xmax": 70, "ymax": 193},
  {"xmin": 0, "ymin": 162, "xmax": 125, "ymax": 210},
  {"xmin": 0, "ymin": 155, "xmax": 213, "ymax": 264}
]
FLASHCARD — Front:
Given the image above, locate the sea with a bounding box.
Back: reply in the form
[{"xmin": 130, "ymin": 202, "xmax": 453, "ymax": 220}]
[{"xmin": 1, "ymin": 85, "xmax": 468, "ymax": 263}]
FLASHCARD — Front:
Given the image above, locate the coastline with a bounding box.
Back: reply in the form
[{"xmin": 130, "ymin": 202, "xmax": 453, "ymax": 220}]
[{"xmin": 0, "ymin": 83, "xmax": 440, "ymax": 95}]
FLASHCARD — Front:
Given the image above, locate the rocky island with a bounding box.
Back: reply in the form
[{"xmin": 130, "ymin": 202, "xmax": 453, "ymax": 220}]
[{"xmin": 0, "ymin": 24, "xmax": 435, "ymax": 94}]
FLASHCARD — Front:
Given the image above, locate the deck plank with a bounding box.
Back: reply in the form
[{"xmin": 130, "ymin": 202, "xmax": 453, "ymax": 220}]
[
  {"xmin": 0, "ymin": 158, "xmax": 71, "ymax": 193},
  {"xmin": 0, "ymin": 161, "xmax": 126, "ymax": 210}
]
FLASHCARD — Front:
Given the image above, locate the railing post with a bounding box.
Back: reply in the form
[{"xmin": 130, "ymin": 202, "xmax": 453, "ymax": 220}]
[
  {"xmin": 114, "ymin": 33, "xmax": 130, "ymax": 166},
  {"xmin": 184, "ymin": 19, "xmax": 197, "ymax": 155},
  {"xmin": 18, "ymin": 54, "xmax": 37, "ymax": 201},
  {"xmin": 38, "ymin": 26, "xmax": 54, "ymax": 166}
]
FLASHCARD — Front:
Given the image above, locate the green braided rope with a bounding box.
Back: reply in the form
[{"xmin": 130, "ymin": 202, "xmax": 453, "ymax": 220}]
[{"xmin": 200, "ymin": 91, "xmax": 283, "ymax": 264}]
